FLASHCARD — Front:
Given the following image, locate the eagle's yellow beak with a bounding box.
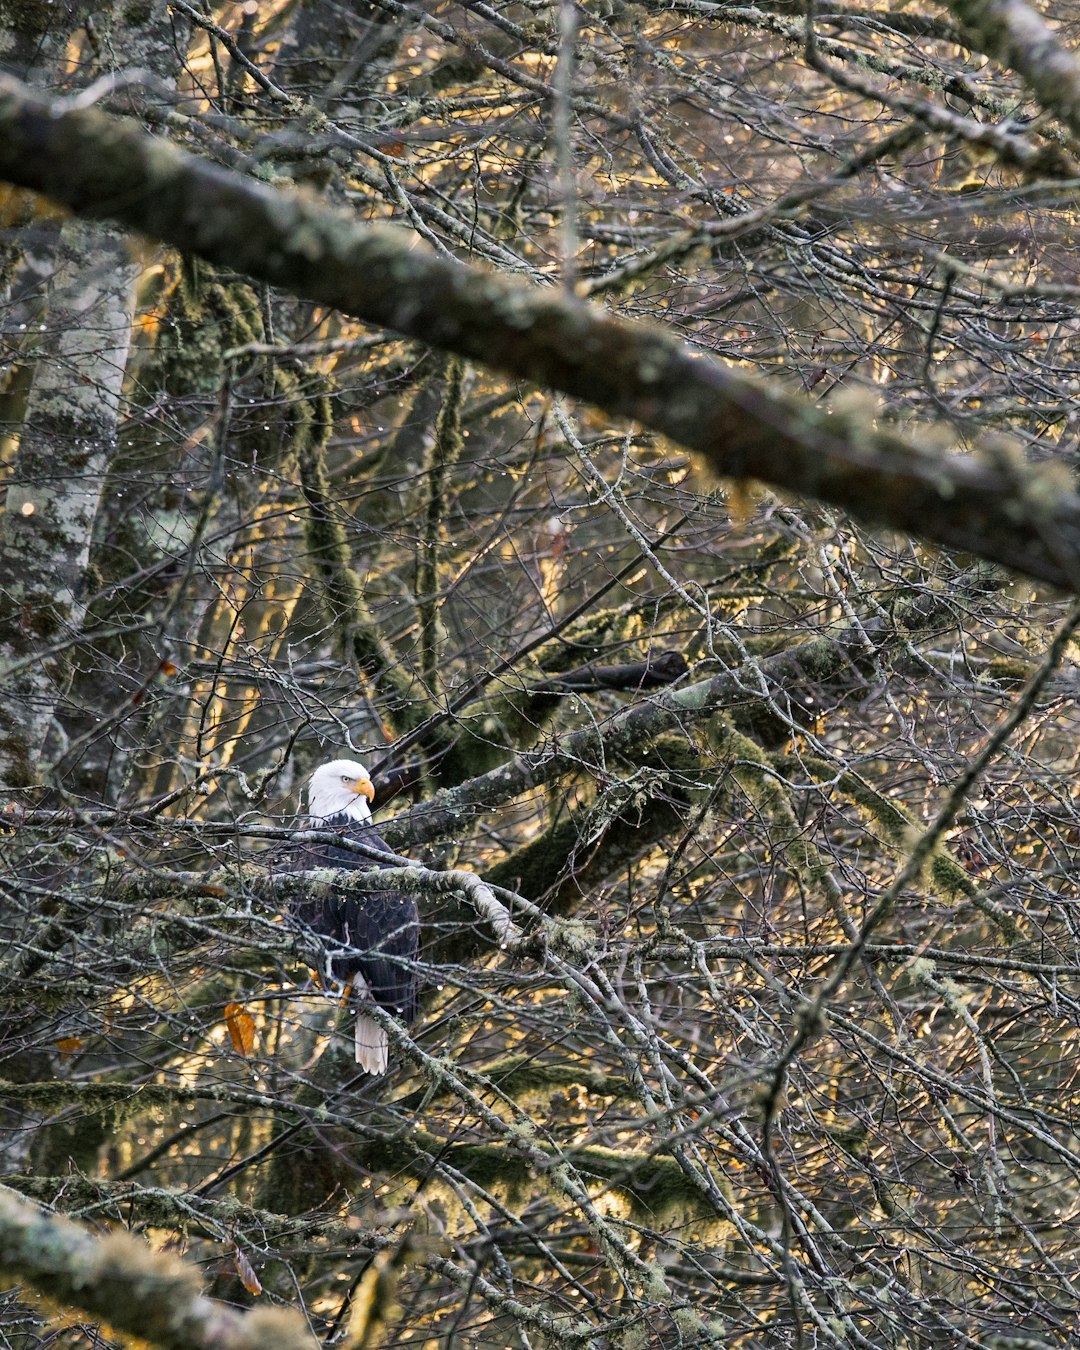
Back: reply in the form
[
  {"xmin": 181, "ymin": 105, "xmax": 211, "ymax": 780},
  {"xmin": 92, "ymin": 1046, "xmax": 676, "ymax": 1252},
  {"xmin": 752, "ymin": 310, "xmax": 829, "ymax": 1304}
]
[{"xmin": 353, "ymin": 779, "xmax": 376, "ymax": 803}]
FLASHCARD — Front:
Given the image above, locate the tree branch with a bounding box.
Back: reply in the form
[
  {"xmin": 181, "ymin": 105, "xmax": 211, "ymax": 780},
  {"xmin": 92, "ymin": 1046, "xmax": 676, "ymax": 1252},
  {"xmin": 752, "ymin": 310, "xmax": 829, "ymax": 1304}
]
[
  {"xmin": 942, "ymin": 0, "xmax": 1080, "ymax": 143},
  {"xmin": 0, "ymin": 1185, "xmax": 316, "ymax": 1350},
  {"xmin": 0, "ymin": 75, "xmax": 1079, "ymax": 588}
]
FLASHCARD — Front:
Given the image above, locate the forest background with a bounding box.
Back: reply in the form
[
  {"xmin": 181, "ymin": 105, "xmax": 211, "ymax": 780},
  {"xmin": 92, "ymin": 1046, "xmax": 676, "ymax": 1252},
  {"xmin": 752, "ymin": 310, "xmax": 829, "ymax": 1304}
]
[{"xmin": 3, "ymin": 0, "xmax": 1080, "ymax": 1345}]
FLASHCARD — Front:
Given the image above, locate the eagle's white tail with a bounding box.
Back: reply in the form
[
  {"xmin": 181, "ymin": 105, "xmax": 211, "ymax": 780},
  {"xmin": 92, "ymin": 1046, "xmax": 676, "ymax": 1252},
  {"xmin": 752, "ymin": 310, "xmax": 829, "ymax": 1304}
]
[{"xmin": 355, "ymin": 1011, "xmax": 389, "ymax": 1074}]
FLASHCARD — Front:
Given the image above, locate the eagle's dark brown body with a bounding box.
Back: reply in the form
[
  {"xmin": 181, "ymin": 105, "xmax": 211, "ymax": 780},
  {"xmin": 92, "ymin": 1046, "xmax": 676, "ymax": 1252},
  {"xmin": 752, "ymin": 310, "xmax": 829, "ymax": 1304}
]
[{"xmin": 287, "ymin": 814, "xmax": 419, "ymax": 1060}]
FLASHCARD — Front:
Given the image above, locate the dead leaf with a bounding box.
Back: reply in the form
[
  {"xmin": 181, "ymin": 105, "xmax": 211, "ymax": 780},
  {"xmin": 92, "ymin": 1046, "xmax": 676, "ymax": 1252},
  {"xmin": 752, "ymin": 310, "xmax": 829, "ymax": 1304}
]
[
  {"xmin": 233, "ymin": 1245, "xmax": 262, "ymax": 1295},
  {"xmin": 224, "ymin": 1002, "xmax": 256, "ymax": 1057}
]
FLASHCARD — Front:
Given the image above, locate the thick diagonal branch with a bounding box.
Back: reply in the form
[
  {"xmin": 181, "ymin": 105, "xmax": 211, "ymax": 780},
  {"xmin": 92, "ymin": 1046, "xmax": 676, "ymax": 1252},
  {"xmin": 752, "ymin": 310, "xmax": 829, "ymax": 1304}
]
[
  {"xmin": 942, "ymin": 0, "xmax": 1080, "ymax": 142},
  {"xmin": 0, "ymin": 1186, "xmax": 316, "ymax": 1350},
  {"xmin": 0, "ymin": 75, "xmax": 1079, "ymax": 588}
]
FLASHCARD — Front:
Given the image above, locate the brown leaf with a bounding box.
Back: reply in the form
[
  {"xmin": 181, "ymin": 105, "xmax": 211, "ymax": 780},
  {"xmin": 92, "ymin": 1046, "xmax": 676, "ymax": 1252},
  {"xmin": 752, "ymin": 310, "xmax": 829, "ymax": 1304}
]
[
  {"xmin": 233, "ymin": 1244, "xmax": 262, "ymax": 1296},
  {"xmin": 803, "ymin": 365, "xmax": 827, "ymax": 390},
  {"xmin": 224, "ymin": 1002, "xmax": 256, "ymax": 1057},
  {"xmin": 55, "ymin": 1037, "xmax": 84, "ymax": 1058}
]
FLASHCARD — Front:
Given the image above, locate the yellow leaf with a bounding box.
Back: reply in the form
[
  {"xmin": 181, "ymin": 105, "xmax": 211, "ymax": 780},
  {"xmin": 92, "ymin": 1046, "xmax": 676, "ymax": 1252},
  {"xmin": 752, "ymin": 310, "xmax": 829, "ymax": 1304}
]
[
  {"xmin": 224, "ymin": 1002, "xmax": 256, "ymax": 1057},
  {"xmin": 55, "ymin": 1037, "xmax": 84, "ymax": 1058}
]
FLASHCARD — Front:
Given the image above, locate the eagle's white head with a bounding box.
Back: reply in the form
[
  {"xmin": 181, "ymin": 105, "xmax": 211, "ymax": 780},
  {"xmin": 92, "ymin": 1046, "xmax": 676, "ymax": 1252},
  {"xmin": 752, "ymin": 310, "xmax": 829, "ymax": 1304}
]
[{"xmin": 307, "ymin": 758, "xmax": 376, "ymax": 823}]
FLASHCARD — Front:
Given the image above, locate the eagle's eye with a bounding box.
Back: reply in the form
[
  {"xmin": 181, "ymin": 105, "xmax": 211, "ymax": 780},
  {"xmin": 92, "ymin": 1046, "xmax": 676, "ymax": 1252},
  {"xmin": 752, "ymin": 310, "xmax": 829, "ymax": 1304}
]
[{"xmin": 341, "ymin": 775, "xmax": 351, "ymax": 784}]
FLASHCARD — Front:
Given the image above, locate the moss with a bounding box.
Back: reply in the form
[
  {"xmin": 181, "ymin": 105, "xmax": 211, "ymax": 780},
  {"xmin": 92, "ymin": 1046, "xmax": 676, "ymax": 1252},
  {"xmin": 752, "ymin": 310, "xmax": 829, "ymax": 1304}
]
[
  {"xmin": 483, "ymin": 813, "xmax": 582, "ymax": 900},
  {"xmin": 417, "ymin": 357, "xmax": 465, "ymax": 694},
  {"xmin": 728, "ymin": 691, "xmax": 818, "ymax": 750},
  {"xmin": 486, "ymin": 1054, "xmax": 637, "ymax": 1101},
  {"xmin": 0, "ymin": 1078, "xmax": 208, "ymax": 1114},
  {"xmin": 0, "ymin": 586, "xmax": 67, "ymax": 645},
  {"xmin": 141, "ymin": 257, "xmax": 262, "ymax": 398},
  {"xmin": 29, "ymin": 1111, "xmax": 108, "ymax": 1177},
  {"xmin": 532, "ymin": 604, "xmax": 645, "ymax": 670},
  {"xmin": 238, "ymin": 363, "xmax": 333, "ymax": 475},
  {"xmin": 0, "ymin": 727, "xmax": 34, "ymax": 787},
  {"xmin": 598, "ymin": 1147, "xmax": 729, "ymax": 1231},
  {"xmin": 122, "ymin": 0, "xmax": 153, "ymax": 25},
  {"xmin": 478, "ymin": 734, "xmax": 705, "ymax": 931},
  {"xmin": 706, "ymin": 721, "xmax": 855, "ymax": 921},
  {"xmin": 8, "ymin": 1174, "xmax": 340, "ymax": 1241},
  {"xmin": 0, "ymin": 0, "xmax": 54, "ymax": 34},
  {"xmin": 983, "ymin": 656, "xmax": 1034, "ymax": 689},
  {"xmin": 398, "ymin": 1135, "xmax": 730, "ymax": 1239}
]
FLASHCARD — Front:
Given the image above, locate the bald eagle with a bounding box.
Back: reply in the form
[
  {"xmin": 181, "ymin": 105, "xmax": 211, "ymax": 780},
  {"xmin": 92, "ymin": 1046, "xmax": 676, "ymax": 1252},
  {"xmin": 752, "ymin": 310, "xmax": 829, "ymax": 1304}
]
[{"xmin": 287, "ymin": 758, "xmax": 419, "ymax": 1074}]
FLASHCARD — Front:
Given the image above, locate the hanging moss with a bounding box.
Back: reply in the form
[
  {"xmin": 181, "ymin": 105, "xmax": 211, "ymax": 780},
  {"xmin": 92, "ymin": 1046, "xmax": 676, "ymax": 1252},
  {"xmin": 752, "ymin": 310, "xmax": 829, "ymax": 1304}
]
[
  {"xmin": 417, "ymin": 357, "xmax": 465, "ymax": 695},
  {"xmin": 296, "ymin": 429, "xmax": 419, "ymax": 719},
  {"xmin": 142, "ymin": 256, "xmax": 262, "ymax": 398},
  {"xmin": 296, "ymin": 422, "xmax": 486, "ymax": 786},
  {"xmin": 0, "ymin": 1078, "xmax": 187, "ymax": 1115},
  {"xmin": 7, "ymin": 1078, "xmax": 180, "ymax": 1177},
  {"xmin": 29, "ymin": 1106, "xmax": 110, "ymax": 1176},
  {"xmin": 7, "ymin": 1174, "xmax": 369, "ymax": 1250}
]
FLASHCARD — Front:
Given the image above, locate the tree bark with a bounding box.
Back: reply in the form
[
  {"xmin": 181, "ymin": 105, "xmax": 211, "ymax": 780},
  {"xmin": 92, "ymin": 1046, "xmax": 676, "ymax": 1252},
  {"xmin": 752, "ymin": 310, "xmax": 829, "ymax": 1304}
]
[
  {"xmin": 0, "ymin": 220, "xmax": 137, "ymax": 784},
  {"xmin": 0, "ymin": 3, "xmax": 185, "ymax": 788}
]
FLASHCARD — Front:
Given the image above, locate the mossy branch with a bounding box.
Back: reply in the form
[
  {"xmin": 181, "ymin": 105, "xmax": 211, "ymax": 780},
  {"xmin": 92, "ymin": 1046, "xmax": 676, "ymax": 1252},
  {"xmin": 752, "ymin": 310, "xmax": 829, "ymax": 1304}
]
[
  {"xmin": 942, "ymin": 0, "xmax": 1080, "ymax": 144},
  {"xmin": 0, "ymin": 1185, "xmax": 316, "ymax": 1350},
  {"xmin": 296, "ymin": 427, "xmax": 415, "ymax": 729},
  {"xmin": 4, "ymin": 1174, "xmax": 378, "ymax": 1252},
  {"xmin": 482, "ymin": 733, "xmax": 704, "ymax": 921},
  {"xmin": 382, "ymin": 572, "xmax": 991, "ymax": 851}
]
